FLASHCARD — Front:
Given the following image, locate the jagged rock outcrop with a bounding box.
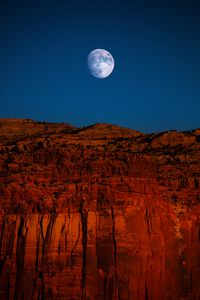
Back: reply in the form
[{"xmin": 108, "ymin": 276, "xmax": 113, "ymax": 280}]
[{"xmin": 0, "ymin": 118, "xmax": 200, "ymax": 300}]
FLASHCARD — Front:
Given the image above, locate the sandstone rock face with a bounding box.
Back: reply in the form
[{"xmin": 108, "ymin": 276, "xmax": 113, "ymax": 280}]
[{"xmin": 0, "ymin": 118, "xmax": 200, "ymax": 300}]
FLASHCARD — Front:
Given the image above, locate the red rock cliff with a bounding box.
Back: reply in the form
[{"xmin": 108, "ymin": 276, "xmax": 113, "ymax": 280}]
[{"xmin": 0, "ymin": 118, "xmax": 200, "ymax": 300}]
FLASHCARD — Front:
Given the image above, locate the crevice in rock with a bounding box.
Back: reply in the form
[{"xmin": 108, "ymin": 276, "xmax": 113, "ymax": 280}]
[
  {"xmin": 40, "ymin": 213, "xmax": 57, "ymax": 283},
  {"xmin": 111, "ymin": 205, "xmax": 117, "ymax": 288},
  {"xmin": 6, "ymin": 273, "xmax": 10, "ymax": 300},
  {"xmin": 7, "ymin": 220, "xmax": 16, "ymax": 256},
  {"xmin": 14, "ymin": 216, "xmax": 26, "ymax": 300},
  {"xmin": 41, "ymin": 281, "xmax": 45, "ymax": 300},
  {"xmin": 79, "ymin": 201, "xmax": 88, "ymax": 299},
  {"xmin": 68, "ymin": 222, "xmax": 81, "ymax": 268},
  {"xmin": 145, "ymin": 207, "xmax": 154, "ymax": 259},
  {"xmin": 0, "ymin": 255, "xmax": 6, "ymax": 277},
  {"xmin": 190, "ymin": 270, "xmax": 193, "ymax": 292},
  {"xmin": 58, "ymin": 221, "xmax": 66, "ymax": 254},
  {"xmin": 42, "ymin": 214, "xmax": 57, "ymax": 257},
  {"xmin": 104, "ymin": 274, "xmax": 108, "ymax": 300},
  {"xmin": 31, "ymin": 277, "xmax": 37, "ymax": 299},
  {"xmin": 111, "ymin": 206, "xmax": 117, "ymax": 265},
  {"xmin": 0, "ymin": 217, "xmax": 5, "ymax": 256},
  {"xmin": 145, "ymin": 284, "xmax": 149, "ymax": 300},
  {"xmin": 39, "ymin": 215, "xmax": 45, "ymax": 242}
]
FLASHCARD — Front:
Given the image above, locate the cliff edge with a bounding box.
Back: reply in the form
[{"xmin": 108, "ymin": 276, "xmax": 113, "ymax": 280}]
[{"xmin": 0, "ymin": 118, "xmax": 200, "ymax": 300}]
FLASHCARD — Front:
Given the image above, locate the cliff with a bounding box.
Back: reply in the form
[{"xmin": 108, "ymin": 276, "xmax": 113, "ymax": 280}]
[{"xmin": 0, "ymin": 118, "xmax": 200, "ymax": 300}]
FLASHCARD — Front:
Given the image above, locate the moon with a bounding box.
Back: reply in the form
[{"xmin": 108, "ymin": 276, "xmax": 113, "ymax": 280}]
[{"xmin": 87, "ymin": 49, "xmax": 114, "ymax": 79}]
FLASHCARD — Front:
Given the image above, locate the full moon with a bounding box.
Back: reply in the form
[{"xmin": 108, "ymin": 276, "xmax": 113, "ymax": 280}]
[{"xmin": 87, "ymin": 49, "xmax": 114, "ymax": 79}]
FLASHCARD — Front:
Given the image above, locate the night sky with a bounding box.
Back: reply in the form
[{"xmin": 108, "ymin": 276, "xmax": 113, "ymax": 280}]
[{"xmin": 0, "ymin": 0, "xmax": 200, "ymax": 133}]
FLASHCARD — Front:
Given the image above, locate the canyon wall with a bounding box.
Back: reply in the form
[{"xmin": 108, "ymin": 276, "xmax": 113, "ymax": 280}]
[{"xmin": 0, "ymin": 119, "xmax": 200, "ymax": 300}]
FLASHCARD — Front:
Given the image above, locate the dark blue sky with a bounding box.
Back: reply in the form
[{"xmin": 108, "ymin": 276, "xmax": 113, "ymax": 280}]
[{"xmin": 0, "ymin": 0, "xmax": 199, "ymax": 132}]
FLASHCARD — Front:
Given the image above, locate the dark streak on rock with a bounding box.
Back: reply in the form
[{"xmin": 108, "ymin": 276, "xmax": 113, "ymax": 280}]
[
  {"xmin": 58, "ymin": 222, "xmax": 66, "ymax": 254},
  {"xmin": 42, "ymin": 214, "xmax": 57, "ymax": 263},
  {"xmin": 14, "ymin": 216, "xmax": 26, "ymax": 300},
  {"xmin": 68, "ymin": 222, "xmax": 81, "ymax": 268},
  {"xmin": 111, "ymin": 207, "xmax": 117, "ymax": 262},
  {"xmin": 145, "ymin": 284, "xmax": 148, "ymax": 300},
  {"xmin": 79, "ymin": 201, "xmax": 88, "ymax": 299},
  {"xmin": 0, "ymin": 217, "xmax": 5, "ymax": 258},
  {"xmin": 111, "ymin": 206, "xmax": 117, "ymax": 289}
]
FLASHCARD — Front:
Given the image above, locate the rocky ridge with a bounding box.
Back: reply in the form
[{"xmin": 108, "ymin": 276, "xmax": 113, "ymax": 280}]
[{"xmin": 0, "ymin": 118, "xmax": 200, "ymax": 300}]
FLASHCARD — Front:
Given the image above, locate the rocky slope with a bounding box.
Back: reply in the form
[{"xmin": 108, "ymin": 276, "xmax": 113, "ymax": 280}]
[{"xmin": 0, "ymin": 118, "xmax": 200, "ymax": 300}]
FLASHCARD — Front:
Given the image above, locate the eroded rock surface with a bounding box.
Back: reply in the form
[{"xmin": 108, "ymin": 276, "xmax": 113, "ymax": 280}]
[{"xmin": 0, "ymin": 118, "xmax": 200, "ymax": 300}]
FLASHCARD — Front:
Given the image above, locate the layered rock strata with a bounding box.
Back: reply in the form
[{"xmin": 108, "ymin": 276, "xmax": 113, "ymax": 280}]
[{"xmin": 0, "ymin": 119, "xmax": 200, "ymax": 300}]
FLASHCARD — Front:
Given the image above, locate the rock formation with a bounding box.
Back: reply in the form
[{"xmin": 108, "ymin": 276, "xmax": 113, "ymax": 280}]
[{"xmin": 0, "ymin": 118, "xmax": 200, "ymax": 300}]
